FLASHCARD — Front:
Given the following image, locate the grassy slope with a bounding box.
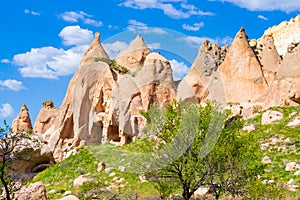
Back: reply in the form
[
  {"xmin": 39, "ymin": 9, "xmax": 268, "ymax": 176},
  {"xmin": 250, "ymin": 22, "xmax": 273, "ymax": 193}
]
[
  {"xmin": 31, "ymin": 106, "xmax": 300, "ymax": 199},
  {"xmin": 247, "ymin": 106, "xmax": 300, "ymax": 198}
]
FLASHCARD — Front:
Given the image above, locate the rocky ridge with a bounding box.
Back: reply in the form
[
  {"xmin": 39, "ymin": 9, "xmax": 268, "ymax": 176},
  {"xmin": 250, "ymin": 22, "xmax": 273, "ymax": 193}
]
[{"xmin": 11, "ymin": 15, "xmax": 300, "ymax": 164}]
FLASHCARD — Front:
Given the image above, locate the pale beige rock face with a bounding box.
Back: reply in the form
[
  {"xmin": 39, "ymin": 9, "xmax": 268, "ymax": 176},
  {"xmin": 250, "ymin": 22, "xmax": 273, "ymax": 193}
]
[
  {"xmin": 263, "ymin": 14, "xmax": 300, "ymax": 56},
  {"xmin": 115, "ymin": 35, "xmax": 150, "ymax": 69},
  {"xmin": 11, "ymin": 104, "xmax": 33, "ymax": 133},
  {"xmin": 255, "ymin": 35, "xmax": 281, "ymax": 84},
  {"xmin": 177, "ymin": 40, "xmax": 227, "ymax": 103},
  {"xmin": 217, "ymin": 28, "xmax": 268, "ymax": 103},
  {"xmin": 80, "ymin": 32, "xmax": 109, "ymax": 64},
  {"xmin": 33, "ymin": 100, "xmax": 59, "ymax": 134},
  {"xmin": 29, "ymin": 16, "xmax": 300, "ymax": 162},
  {"xmin": 15, "ymin": 182, "xmax": 47, "ymax": 200},
  {"xmin": 116, "ymin": 52, "xmax": 176, "ymax": 144},
  {"xmin": 46, "ymin": 33, "xmax": 118, "ymax": 161},
  {"xmin": 263, "ymin": 43, "xmax": 300, "ymax": 107}
]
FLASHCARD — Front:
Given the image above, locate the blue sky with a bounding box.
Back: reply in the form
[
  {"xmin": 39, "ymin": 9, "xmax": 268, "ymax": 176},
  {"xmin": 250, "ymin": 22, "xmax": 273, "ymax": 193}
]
[{"xmin": 0, "ymin": 0, "xmax": 300, "ymax": 126}]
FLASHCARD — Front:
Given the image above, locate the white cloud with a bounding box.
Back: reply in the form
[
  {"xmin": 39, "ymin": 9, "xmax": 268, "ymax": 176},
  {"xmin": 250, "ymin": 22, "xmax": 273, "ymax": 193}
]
[
  {"xmin": 169, "ymin": 59, "xmax": 189, "ymax": 81},
  {"xmin": 0, "ymin": 79, "xmax": 26, "ymax": 91},
  {"xmin": 1, "ymin": 59, "xmax": 10, "ymax": 64},
  {"xmin": 24, "ymin": 9, "xmax": 40, "ymax": 16},
  {"xmin": 83, "ymin": 18, "xmax": 103, "ymax": 27},
  {"xmin": 0, "ymin": 103, "xmax": 14, "ymax": 118},
  {"xmin": 182, "ymin": 22, "xmax": 204, "ymax": 31},
  {"xmin": 59, "ymin": 11, "xmax": 103, "ymax": 27},
  {"xmin": 13, "ymin": 26, "xmax": 92, "ymax": 79},
  {"xmin": 108, "ymin": 25, "xmax": 118, "ymax": 29},
  {"xmin": 59, "ymin": 26, "xmax": 94, "ymax": 46},
  {"xmin": 103, "ymin": 41, "xmax": 128, "ymax": 59},
  {"xmin": 213, "ymin": 0, "xmax": 300, "ymax": 12},
  {"xmin": 148, "ymin": 42, "xmax": 161, "ymax": 50},
  {"xmin": 14, "ymin": 45, "xmax": 89, "ymax": 79},
  {"xmin": 258, "ymin": 15, "xmax": 268, "ymax": 20},
  {"xmin": 127, "ymin": 20, "xmax": 167, "ymax": 34},
  {"xmin": 179, "ymin": 36, "xmax": 233, "ymax": 47},
  {"xmin": 127, "ymin": 20, "xmax": 148, "ymax": 30},
  {"xmin": 120, "ymin": 0, "xmax": 214, "ymax": 19}
]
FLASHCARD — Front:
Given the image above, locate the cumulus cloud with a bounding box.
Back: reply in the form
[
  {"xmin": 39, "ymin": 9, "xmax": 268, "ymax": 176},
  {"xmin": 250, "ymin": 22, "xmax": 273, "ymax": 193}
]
[
  {"xmin": 182, "ymin": 22, "xmax": 204, "ymax": 31},
  {"xmin": 214, "ymin": 0, "xmax": 300, "ymax": 12},
  {"xmin": 59, "ymin": 11, "xmax": 103, "ymax": 27},
  {"xmin": 13, "ymin": 26, "xmax": 92, "ymax": 79},
  {"xmin": 179, "ymin": 36, "xmax": 233, "ymax": 47},
  {"xmin": 59, "ymin": 26, "xmax": 94, "ymax": 46},
  {"xmin": 0, "ymin": 103, "xmax": 14, "ymax": 118},
  {"xmin": 120, "ymin": 0, "xmax": 214, "ymax": 19},
  {"xmin": 127, "ymin": 20, "xmax": 167, "ymax": 34},
  {"xmin": 24, "ymin": 9, "xmax": 40, "ymax": 16},
  {"xmin": 0, "ymin": 79, "xmax": 26, "ymax": 91},
  {"xmin": 103, "ymin": 41, "xmax": 128, "ymax": 59},
  {"xmin": 1, "ymin": 59, "xmax": 10, "ymax": 64},
  {"xmin": 148, "ymin": 42, "xmax": 161, "ymax": 50},
  {"xmin": 169, "ymin": 59, "xmax": 189, "ymax": 81},
  {"xmin": 258, "ymin": 15, "xmax": 268, "ymax": 20}
]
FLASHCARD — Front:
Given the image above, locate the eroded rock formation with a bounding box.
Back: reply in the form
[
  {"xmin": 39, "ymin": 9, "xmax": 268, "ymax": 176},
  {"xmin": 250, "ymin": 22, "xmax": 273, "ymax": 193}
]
[
  {"xmin": 177, "ymin": 40, "xmax": 227, "ymax": 102},
  {"xmin": 33, "ymin": 100, "xmax": 59, "ymax": 134},
  {"xmin": 115, "ymin": 35, "xmax": 150, "ymax": 69},
  {"xmin": 11, "ymin": 104, "xmax": 33, "ymax": 133},
  {"xmin": 24, "ymin": 14, "xmax": 300, "ymax": 162},
  {"xmin": 263, "ymin": 15, "xmax": 300, "ymax": 56},
  {"xmin": 217, "ymin": 28, "xmax": 268, "ymax": 103}
]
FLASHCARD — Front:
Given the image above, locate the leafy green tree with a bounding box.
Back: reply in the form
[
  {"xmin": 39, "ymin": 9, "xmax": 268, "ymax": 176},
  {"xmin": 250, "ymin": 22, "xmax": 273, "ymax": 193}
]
[{"xmin": 143, "ymin": 100, "xmax": 263, "ymax": 200}]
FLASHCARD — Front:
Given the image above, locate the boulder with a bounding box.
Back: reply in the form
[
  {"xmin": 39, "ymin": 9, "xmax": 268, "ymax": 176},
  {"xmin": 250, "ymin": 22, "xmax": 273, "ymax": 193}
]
[
  {"xmin": 14, "ymin": 182, "xmax": 47, "ymax": 200},
  {"xmin": 59, "ymin": 195, "xmax": 80, "ymax": 200},
  {"xmin": 287, "ymin": 116, "xmax": 300, "ymax": 127},
  {"xmin": 97, "ymin": 162, "xmax": 106, "ymax": 172},
  {"xmin": 73, "ymin": 174, "xmax": 94, "ymax": 187},
  {"xmin": 193, "ymin": 186, "xmax": 210, "ymax": 197},
  {"xmin": 285, "ymin": 162, "xmax": 298, "ymax": 171},
  {"xmin": 261, "ymin": 110, "xmax": 283, "ymax": 124},
  {"xmin": 11, "ymin": 104, "xmax": 32, "ymax": 133},
  {"xmin": 242, "ymin": 124, "xmax": 257, "ymax": 132},
  {"xmin": 262, "ymin": 156, "xmax": 272, "ymax": 164}
]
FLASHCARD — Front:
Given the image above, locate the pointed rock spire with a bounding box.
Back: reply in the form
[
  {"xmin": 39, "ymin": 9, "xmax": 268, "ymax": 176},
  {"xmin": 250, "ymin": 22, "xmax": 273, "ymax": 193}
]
[
  {"xmin": 218, "ymin": 27, "xmax": 263, "ymax": 79},
  {"xmin": 11, "ymin": 104, "xmax": 33, "ymax": 133},
  {"xmin": 217, "ymin": 28, "xmax": 268, "ymax": 103},
  {"xmin": 254, "ymin": 34, "xmax": 281, "ymax": 83},
  {"xmin": 177, "ymin": 40, "xmax": 227, "ymax": 103},
  {"xmin": 33, "ymin": 100, "xmax": 59, "ymax": 134},
  {"xmin": 81, "ymin": 32, "xmax": 110, "ymax": 64},
  {"xmin": 115, "ymin": 34, "xmax": 150, "ymax": 69}
]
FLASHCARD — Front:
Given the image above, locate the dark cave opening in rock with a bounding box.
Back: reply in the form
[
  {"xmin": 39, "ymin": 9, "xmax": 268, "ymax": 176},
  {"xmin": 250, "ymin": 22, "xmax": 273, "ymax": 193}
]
[{"xmin": 107, "ymin": 125, "xmax": 120, "ymax": 142}]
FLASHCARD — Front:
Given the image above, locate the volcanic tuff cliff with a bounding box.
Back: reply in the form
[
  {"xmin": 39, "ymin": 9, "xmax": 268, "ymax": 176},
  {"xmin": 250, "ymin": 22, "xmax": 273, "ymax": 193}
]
[{"xmin": 12, "ymin": 15, "xmax": 300, "ymax": 162}]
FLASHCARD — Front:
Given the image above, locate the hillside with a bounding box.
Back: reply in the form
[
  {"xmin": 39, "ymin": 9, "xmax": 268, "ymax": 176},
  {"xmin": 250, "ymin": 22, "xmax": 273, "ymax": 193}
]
[{"xmin": 29, "ymin": 105, "xmax": 300, "ymax": 199}]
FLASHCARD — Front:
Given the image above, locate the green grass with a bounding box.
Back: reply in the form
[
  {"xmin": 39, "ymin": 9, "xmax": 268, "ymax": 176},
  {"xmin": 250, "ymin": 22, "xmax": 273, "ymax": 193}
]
[
  {"xmin": 32, "ymin": 144, "xmax": 157, "ymax": 199},
  {"xmin": 245, "ymin": 105, "xmax": 300, "ymax": 198},
  {"xmin": 30, "ymin": 105, "xmax": 300, "ymax": 199}
]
